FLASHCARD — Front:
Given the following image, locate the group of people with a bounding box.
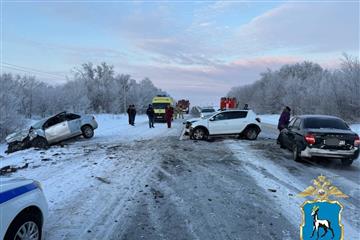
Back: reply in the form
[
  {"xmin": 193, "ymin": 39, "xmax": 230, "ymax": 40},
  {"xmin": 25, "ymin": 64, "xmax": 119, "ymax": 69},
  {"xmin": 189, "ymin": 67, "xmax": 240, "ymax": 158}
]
[
  {"xmin": 127, "ymin": 104, "xmax": 178, "ymax": 129},
  {"xmin": 173, "ymin": 104, "xmax": 184, "ymax": 120},
  {"xmin": 129, "ymin": 102, "xmax": 292, "ymax": 136}
]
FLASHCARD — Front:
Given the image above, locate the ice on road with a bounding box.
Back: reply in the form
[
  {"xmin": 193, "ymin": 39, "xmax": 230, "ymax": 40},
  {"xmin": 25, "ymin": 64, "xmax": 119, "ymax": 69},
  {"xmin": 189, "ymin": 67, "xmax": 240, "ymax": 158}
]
[{"xmin": 0, "ymin": 114, "xmax": 359, "ymax": 239}]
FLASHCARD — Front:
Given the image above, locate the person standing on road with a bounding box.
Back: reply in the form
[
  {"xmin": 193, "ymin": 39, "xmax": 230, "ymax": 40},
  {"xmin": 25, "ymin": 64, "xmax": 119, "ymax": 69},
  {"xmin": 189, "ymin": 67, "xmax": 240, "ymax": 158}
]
[
  {"xmin": 178, "ymin": 105, "xmax": 184, "ymax": 119},
  {"xmin": 127, "ymin": 105, "xmax": 132, "ymax": 125},
  {"xmin": 277, "ymin": 106, "xmax": 291, "ymax": 142},
  {"xmin": 127, "ymin": 105, "xmax": 136, "ymax": 126},
  {"xmin": 165, "ymin": 105, "xmax": 174, "ymax": 128},
  {"xmin": 146, "ymin": 104, "xmax": 155, "ymax": 128}
]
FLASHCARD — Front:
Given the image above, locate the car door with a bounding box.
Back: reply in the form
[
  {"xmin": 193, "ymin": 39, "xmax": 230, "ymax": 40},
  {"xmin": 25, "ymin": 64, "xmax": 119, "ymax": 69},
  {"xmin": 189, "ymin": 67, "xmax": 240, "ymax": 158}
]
[
  {"xmin": 66, "ymin": 113, "xmax": 82, "ymax": 137},
  {"xmin": 227, "ymin": 111, "xmax": 248, "ymax": 134},
  {"xmin": 44, "ymin": 114, "xmax": 71, "ymax": 143},
  {"xmin": 281, "ymin": 118, "xmax": 296, "ymax": 148},
  {"xmin": 285, "ymin": 118, "xmax": 301, "ymax": 149},
  {"xmin": 208, "ymin": 112, "xmax": 233, "ymax": 135}
]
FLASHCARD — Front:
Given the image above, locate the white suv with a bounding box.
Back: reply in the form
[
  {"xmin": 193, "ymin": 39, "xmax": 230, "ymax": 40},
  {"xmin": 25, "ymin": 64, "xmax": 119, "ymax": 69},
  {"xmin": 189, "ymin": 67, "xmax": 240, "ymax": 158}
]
[
  {"xmin": 186, "ymin": 110, "xmax": 261, "ymax": 140},
  {"xmin": 1, "ymin": 177, "xmax": 48, "ymax": 240}
]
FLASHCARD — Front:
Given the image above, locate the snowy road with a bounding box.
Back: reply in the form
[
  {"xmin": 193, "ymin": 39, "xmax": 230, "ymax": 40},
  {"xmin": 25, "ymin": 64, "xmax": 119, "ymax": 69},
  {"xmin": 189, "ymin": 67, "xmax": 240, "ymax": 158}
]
[{"xmin": 1, "ymin": 115, "xmax": 359, "ymax": 239}]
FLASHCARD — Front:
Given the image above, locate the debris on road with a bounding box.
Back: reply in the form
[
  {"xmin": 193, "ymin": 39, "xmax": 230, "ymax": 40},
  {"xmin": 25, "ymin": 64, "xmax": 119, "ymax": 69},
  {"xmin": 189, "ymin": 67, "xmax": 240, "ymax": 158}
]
[
  {"xmin": 0, "ymin": 163, "xmax": 29, "ymax": 175},
  {"xmin": 151, "ymin": 188, "xmax": 164, "ymax": 199},
  {"xmin": 267, "ymin": 188, "xmax": 277, "ymax": 193},
  {"xmin": 95, "ymin": 176, "xmax": 111, "ymax": 184}
]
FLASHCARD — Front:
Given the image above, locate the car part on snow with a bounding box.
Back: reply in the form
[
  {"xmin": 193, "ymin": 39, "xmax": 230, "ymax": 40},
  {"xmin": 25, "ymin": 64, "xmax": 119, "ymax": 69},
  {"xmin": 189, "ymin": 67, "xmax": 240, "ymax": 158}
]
[{"xmin": 31, "ymin": 137, "xmax": 49, "ymax": 149}]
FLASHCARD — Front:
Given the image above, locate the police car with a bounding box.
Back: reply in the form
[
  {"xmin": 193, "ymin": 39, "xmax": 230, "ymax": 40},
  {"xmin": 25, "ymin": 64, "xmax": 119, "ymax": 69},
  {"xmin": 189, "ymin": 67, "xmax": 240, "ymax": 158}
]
[{"xmin": 0, "ymin": 177, "xmax": 48, "ymax": 240}]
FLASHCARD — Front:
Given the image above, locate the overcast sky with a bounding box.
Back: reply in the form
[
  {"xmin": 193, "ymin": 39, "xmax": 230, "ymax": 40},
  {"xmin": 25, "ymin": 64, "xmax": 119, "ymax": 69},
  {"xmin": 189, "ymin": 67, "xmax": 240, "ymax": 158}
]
[{"xmin": 1, "ymin": 1, "xmax": 359, "ymax": 105}]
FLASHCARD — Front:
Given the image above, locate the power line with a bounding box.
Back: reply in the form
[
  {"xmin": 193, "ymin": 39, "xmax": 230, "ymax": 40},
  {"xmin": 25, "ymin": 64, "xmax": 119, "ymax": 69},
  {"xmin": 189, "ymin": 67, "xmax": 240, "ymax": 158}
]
[
  {"xmin": 2, "ymin": 65, "xmax": 66, "ymax": 81},
  {"xmin": 1, "ymin": 62, "xmax": 66, "ymax": 80}
]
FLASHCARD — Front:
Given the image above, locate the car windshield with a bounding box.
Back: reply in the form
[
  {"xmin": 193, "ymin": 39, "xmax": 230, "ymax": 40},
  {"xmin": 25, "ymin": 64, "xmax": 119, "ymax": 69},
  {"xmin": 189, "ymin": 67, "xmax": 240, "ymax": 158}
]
[
  {"xmin": 31, "ymin": 119, "xmax": 47, "ymax": 129},
  {"xmin": 303, "ymin": 118, "xmax": 349, "ymax": 130},
  {"xmin": 201, "ymin": 114, "xmax": 213, "ymax": 119},
  {"xmin": 153, "ymin": 103, "xmax": 170, "ymax": 109},
  {"xmin": 201, "ymin": 108, "xmax": 215, "ymax": 113}
]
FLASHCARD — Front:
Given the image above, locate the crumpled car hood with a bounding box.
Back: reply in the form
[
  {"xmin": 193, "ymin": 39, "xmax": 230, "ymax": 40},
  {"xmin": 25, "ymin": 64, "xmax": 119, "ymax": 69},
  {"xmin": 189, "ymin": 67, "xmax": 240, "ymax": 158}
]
[{"xmin": 5, "ymin": 129, "xmax": 29, "ymax": 143}]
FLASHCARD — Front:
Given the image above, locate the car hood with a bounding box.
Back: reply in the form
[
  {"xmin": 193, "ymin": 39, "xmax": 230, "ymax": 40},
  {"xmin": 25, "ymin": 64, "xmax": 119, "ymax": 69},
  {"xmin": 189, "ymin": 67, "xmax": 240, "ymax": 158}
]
[
  {"xmin": 186, "ymin": 117, "xmax": 202, "ymax": 123},
  {"xmin": 5, "ymin": 129, "xmax": 30, "ymax": 143},
  {"xmin": 0, "ymin": 177, "xmax": 33, "ymax": 193}
]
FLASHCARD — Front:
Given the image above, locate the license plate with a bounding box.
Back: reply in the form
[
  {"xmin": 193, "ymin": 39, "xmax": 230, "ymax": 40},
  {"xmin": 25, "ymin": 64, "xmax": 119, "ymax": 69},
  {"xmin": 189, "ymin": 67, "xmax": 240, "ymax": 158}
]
[{"xmin": 325, "ymin": 138, "xmax": 344, "ymax": 146}]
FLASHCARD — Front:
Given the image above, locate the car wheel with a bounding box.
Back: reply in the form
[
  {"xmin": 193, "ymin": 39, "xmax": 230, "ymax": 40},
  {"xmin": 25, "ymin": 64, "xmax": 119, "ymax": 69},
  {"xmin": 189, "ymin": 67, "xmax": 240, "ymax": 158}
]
[
  {"xmin": 244, "ymin": 127, "xmax": 258, "ymax": 140},
  {"xmin": 31, "ymin": 137, "xmax": 48, "ymax": 149},
  {"xmin": 192, "ymin": 128, "xmax": 208, "ymax": 140},
  {"xmin": 4, "ymin": 211, "xmax": 42, "ymax": 240},
  {"xmin": 293, "ymin": 145, "xmax": 302, "ymax": 162},
  {"xmin": 82, "ymin": 125, "xmax": 94, "ymax": 139},
  {"xmin": 341, "ymin": 158, "xmax": 353, "ymax": 166}
]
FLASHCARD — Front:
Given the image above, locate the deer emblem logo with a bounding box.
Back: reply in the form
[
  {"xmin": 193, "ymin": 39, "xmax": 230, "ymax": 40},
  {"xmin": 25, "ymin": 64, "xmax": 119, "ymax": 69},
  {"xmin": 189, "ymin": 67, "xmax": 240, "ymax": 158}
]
[
  {"xmin": 299, "ymin": 175, "xmax": 347, "ymax": 240},
  {"xmin": 310, "ymin": 205, "xmax": 334, "ymax": 239}
]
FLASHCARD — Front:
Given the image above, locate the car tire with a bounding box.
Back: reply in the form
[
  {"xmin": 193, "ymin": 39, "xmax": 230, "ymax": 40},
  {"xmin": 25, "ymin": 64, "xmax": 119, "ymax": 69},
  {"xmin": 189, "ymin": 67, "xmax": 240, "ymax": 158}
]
[
  {"xmin": 341, "ymin": 158, "xmax": 353, "ymax": 166},
  {"xmin": 4, "ymin": 211, "xmax": 42, "ymax": 240},
  {"xmin": 293, "ymin": 145, "xmax": 302, "ymax": 162},
  {"xmin": 82, "ymin": 125, "xmax": 94, "ymax": 139},
  {"xmin": 191, "ymin": 128, "xmax": 208, "ymax": 140},
  {"xmin": 244, "ymin": 127, "xmax": 259, "ymax": 140},
  {"xmin": 32, "ymin": 137, "xmax": 48, "ymax": 149}
]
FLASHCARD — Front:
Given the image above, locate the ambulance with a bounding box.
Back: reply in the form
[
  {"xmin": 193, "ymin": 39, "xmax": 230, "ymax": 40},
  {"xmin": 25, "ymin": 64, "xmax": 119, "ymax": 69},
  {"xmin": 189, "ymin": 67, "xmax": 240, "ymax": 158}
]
[{"xmin": 152, "ymin": 95, "xmax": 173, "ymax": 121}]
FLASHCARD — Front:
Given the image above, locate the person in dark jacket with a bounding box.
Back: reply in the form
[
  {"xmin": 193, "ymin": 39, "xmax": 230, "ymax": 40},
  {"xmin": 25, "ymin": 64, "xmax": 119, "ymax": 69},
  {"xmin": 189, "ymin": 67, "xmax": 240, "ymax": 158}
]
[
  {"xmin": 165, "ymin": 105, "xmax": 174, "ymax": 128},
  {"xmin": 278, "ymin": 106, "xmax": 291, "ymax": 131},
  {"xmin": 127, "ymin": 105, "xmax": 132, "ymax": 125},
  {"xmin": 243, "ymin": 104, "xmax": 249, "ymax": 110},
  {"xmin": 277, "ymin": 106, "xmax": 291, "ymax": 142},
  {"xmin": 127, "ymin": 105, "xmax": 136, "ymax": 126},
  {"xmin": 146, "ymin": 104, "xmax": 155, "ymax": 128}
]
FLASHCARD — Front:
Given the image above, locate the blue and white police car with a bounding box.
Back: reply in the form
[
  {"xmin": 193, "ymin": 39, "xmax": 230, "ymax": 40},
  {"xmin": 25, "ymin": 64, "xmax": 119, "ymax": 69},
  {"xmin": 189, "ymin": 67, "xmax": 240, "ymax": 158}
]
[{"xmin": 0, "ymin": 177, "xmax": 48, "ymax": 240}]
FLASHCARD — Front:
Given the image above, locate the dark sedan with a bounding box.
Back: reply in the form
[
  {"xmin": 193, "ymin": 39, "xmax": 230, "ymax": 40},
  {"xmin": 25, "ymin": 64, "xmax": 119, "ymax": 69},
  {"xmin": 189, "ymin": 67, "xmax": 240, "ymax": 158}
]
[{"xmin": 278, "ymin": 115, "xmax": 359, "ymax": 165}]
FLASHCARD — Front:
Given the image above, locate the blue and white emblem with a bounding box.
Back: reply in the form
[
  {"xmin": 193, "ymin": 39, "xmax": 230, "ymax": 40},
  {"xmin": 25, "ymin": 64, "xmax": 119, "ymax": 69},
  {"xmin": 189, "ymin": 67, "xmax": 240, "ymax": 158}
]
[{"xmin": 299, "ymin": 175, "xmax": 347, "ymax": 240}]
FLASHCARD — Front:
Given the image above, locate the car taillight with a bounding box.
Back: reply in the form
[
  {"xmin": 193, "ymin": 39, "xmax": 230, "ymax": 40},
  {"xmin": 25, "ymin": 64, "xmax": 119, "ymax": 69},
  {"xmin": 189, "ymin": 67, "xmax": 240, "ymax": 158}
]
[
  {"xmin": 305, "ymin": 133, "xmax": 316, "ymax": 145},
  {"xmin": 355, "ymin": 135, "xmax": 360, "ymax": 146},
  {"xmin": 256, "ymin": 117, "xmax": 261, "ymax": 123}
]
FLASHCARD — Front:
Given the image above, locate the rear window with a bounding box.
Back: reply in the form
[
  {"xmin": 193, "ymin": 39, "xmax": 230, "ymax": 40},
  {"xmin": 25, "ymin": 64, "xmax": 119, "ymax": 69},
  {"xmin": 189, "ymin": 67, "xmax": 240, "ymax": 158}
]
[
  {"xmin": 201, "ymin": 108, "xmax": 215, "ymax": 113},
  {"xmin": 303, "ymin": 118, "xmax": 349, "ymax": 130}
]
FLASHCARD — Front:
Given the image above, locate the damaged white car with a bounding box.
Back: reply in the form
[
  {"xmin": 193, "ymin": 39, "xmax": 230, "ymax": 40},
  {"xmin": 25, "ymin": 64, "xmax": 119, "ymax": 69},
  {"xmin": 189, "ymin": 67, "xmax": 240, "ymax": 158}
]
[{"xmin": 6, "ymin": 112, "xmax": 98, "ymax": 153}]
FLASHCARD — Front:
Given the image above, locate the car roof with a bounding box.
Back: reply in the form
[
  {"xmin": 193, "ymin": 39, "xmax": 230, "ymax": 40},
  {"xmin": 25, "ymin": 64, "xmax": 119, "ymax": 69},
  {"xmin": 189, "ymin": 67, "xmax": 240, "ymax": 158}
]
[
  {"xmin": 296, "ymin": 115, "xmax": 343, "ymax": 120},
  {"xmin": 220, "ymin": 109, "xmax": 249, "ymax": 112}
]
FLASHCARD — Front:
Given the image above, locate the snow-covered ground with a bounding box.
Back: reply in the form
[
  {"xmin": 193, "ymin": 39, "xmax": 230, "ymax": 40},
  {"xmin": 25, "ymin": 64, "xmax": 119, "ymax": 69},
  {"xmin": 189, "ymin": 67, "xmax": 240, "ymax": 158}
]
[{"xmin": 0, "ymin": 114, "xmax": 359, "ymax": 239}]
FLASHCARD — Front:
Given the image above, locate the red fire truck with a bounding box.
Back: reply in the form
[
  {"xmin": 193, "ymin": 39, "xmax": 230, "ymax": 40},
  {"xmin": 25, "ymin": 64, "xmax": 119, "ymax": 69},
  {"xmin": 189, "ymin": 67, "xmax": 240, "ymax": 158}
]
[
  {"xmin": 177, "ymin": 99, "xmax": 190, "ymax": 114},
  {"xmin": 220, "ymin": 97, "xmax": 237, "ymax": 110}
]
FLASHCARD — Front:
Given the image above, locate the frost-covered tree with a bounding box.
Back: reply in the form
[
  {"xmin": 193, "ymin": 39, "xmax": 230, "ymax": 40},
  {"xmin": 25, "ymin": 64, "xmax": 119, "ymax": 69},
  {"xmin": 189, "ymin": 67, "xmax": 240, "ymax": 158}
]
[
  {"xmin": 0, "ymin": 74, "xmax": 25, "ymax": 140},
  {"xmin": 0, "ymin": 62, "xmax": 167, "ymax": 141},
  {"xmin": 228, "ymin": 55, "xmax": 360, "ymax": 121}
]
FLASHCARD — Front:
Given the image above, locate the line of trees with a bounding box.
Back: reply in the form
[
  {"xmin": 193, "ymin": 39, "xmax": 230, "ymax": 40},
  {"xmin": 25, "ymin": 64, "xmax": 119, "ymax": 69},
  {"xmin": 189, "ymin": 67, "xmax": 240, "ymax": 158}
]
[
  {"xmin": 0, "ymin": 62, "xmax": 167, "ymax": 140},
  {"xmin": 228, "ymin": 54, "xmax": 359, "ymax": 122}
]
